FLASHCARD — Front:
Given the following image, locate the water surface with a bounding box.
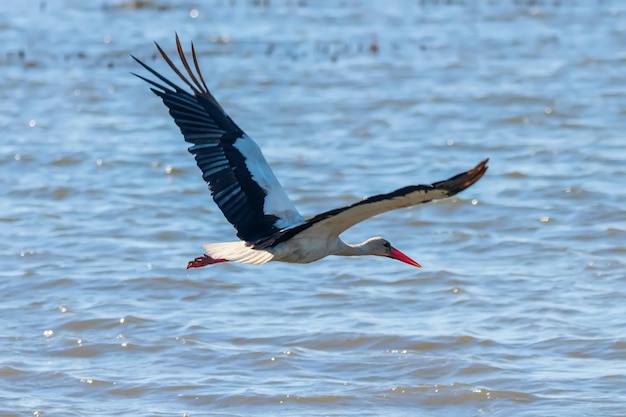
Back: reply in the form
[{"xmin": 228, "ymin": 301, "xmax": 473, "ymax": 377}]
[{"xmin": 1, "ymin": 1, "xmax": 625, "ymax": 416}]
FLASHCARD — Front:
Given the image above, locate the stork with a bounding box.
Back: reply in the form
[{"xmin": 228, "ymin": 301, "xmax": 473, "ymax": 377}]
[{"xmin": 132, "ymin": 35, "xmax": 488, "ymax": 269}]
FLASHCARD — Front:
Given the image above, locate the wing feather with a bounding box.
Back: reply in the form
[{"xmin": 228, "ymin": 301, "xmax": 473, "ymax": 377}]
[
  {"xmin": 254, "ymin": 159, "xmax": 489, "ymax": 248},
  {"xmin": 133, "ymin": 35, "xmax": 304, "ymax": 243}
]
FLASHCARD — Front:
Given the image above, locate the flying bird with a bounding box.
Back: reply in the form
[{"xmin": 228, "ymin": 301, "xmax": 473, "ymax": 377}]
[{"xmin": 132, "ymin": 35, "xmax": 488, "ymax": 269}]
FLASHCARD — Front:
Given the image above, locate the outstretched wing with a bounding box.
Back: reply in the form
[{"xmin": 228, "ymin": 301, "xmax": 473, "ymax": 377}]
[
  {"xmin": 255, "ymin": 159, "xmax": 489, "ymax": 248},
  {"xmin": 132, "ymin": 34, "xmax": 304, "ymax": 243}
]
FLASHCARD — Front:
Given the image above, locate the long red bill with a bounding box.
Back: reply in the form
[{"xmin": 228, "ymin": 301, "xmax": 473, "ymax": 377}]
[{"xmin": 389, "ymin": 247, "xmax": 422, "ymax": 268}]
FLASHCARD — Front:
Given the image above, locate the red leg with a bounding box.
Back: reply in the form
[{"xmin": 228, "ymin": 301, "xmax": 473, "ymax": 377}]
[{"xmin": 186, "ymin": 254, "xmax": 228, "ymax": 269}]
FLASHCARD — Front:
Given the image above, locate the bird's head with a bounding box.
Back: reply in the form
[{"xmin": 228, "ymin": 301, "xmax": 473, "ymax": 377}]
[{"xmin": 366, "ymin": 237, "xmax": 421, "ymax": 268}]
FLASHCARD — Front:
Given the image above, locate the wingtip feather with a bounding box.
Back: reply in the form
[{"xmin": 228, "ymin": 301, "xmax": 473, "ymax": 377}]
[{"xmin": 434, "ymin": 158, "xmax": 489, "ymax": 197}]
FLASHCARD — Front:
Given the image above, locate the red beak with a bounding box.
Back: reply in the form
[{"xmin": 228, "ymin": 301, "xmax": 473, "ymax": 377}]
[{"xmin": 389, "ymin": 247, "xmax": 422, "ymax": 268}]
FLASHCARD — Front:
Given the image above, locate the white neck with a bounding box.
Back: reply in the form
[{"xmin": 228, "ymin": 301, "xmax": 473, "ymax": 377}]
[{"xmin": 331, "ymin": 239, "xmax": 375, "ymax": 257}]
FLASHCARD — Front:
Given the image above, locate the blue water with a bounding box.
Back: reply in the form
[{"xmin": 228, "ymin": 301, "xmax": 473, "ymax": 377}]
[{"xmin": 2, "ymin": 1, "xmax": 625, "ymax": 416}]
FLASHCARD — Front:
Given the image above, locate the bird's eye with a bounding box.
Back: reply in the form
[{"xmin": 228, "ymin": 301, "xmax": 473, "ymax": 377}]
[{"xmin": 383, "ymin": 242, "xmax": 391, "ymax": 248}]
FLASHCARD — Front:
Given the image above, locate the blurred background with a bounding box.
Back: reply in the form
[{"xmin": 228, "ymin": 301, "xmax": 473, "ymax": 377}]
[{"xmin": 1, "ymin": 1, "xmax": 625, "ymax": 416}]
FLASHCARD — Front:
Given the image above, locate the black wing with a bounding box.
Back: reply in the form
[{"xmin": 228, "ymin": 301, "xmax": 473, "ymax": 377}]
[
  {"xmin": 132, "ymin": 34, "xmax": 303, "ymax": 243},
  {"xmin": 254, "ymin": 158, "xmax": 489, "ymax": 248}
]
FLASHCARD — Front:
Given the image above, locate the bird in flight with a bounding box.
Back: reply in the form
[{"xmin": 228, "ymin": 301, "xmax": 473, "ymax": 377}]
[{"xmin": 132, "ymin": 35, "xmax": 488, "ymax": 269}]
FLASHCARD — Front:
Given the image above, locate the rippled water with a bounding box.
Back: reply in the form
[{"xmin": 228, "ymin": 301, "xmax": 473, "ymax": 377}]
[{"xmin": 2, "ymin": 1, "xmax": 626, "ymax": 416}]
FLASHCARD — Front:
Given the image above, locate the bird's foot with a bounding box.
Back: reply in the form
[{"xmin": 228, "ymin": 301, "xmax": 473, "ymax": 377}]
[{"xmin": 186, "ymin": 254, "xmax": 228, "ymax": 269}]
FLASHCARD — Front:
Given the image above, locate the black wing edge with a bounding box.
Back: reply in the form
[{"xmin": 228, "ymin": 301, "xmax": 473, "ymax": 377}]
[
  {"xmin": 428, "ymin": 157, "xmax": 489, "ymax": 195},
  {"xmin": 131, "ymin": 33, "xmax": 216, "ymax": 105},
  {"xmin": 130, "ymin": 33, "xmax": 236, "ymax": 133},
  {"xmin": 252, "ymin": 158, "xmax": 489, "ymax": 249},
  {"xmin": 131, "ymin": 34, "xmax": 284, "ymax": 243}
]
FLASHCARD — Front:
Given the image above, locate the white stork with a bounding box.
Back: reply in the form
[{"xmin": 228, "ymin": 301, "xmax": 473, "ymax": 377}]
[{"xmin": 132, "ymin": 35, "xmax": 488, "ymax": 269}]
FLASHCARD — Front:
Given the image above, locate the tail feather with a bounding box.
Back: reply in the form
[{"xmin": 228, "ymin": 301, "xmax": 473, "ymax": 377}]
[{"xmin": 202, "ymin": 241, "xmax": 274, "ymax": 265}]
